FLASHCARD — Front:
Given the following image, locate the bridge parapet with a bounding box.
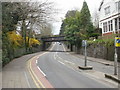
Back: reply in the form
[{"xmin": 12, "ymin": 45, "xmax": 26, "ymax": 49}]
[{"xmin": 41, "ymin": 36, "xmax": 67, "ymax": 42}]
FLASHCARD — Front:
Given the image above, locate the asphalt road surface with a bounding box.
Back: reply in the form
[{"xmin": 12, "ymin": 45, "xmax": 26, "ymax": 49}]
[{"xmin": 37, "ymin": 42, "xmax": 118, "ymax": 88}]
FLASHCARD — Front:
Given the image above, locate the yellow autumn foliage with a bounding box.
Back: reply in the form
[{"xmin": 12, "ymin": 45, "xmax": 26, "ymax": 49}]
[
  {"xmin": 7, "ymin": 31, "xmax": 23, "ymax": 47},
  {"xmin": 26, "ymin": 37, "xmax": 40, "ymax": 46},
  {"xmin": 7, "ymin": 31, "xmax": 40, "ymax": 48}
]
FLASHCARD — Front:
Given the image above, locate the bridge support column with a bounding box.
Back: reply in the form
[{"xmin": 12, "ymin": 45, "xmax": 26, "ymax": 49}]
[
  {"xmin": 70, "ymin": 44, "xmax": 73, "ymax": 51},
  {"xmin": 42, "ymin": 41, "xmax": 46, "ymax": 51}
]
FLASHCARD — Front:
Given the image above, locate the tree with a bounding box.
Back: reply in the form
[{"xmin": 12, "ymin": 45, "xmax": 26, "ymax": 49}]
[
  {"xmin": 63, "ymin": 10, "xmax": 82, "ymax": 52},
  {"xmin": 79, "ymin": 1, "xmax": 94, "ymax": 38},
  {"xmin": 2, "ymin": 1, "xmax": 55, "ymax": 66},
  {"xmin": 60, "ymin": 1, "xmax": 94, "ymax": 53},
  {"xmin": 92, "ymin": 9, "xmax": 99, "ymax": 28},
  {"xmin": 2, "ymin": 2, "xmax": 25, "ymax": 65},
  {"xmin": 40, "ymin": 23, "xmax": 53, "ymax": 36}
]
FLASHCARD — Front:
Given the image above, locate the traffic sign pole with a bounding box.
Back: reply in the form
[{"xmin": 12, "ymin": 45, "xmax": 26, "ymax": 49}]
[
  {"xmin": 84, "ymin": 40, "xmax": 87, "ymax": 67},
  {"xmin": 114, "ymin": 37, "xmax": 120, "ymax": 75},
  {"xmin": 114, "ymin": 47, "xmax": 117, "ymax": 75},
  {"xmin": 82, "ymin": 40, "xmax": 87, "ymax": 67},
  {"xmin": 84, "ymin": 41, "xmax": 87, "ymax": 67}
]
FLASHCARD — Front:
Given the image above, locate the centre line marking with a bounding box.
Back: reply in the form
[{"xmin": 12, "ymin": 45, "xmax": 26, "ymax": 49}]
[
  {"xmin": 54, "ymin": 54, "xmax": 57, "ymax": 60},
  {"xmin": 65, "ymin": 60, "xmax": 75, "ymax": 65},
  {"xmin": 58, "ymin": 61, "xmax": 65, "ymax": 65}
]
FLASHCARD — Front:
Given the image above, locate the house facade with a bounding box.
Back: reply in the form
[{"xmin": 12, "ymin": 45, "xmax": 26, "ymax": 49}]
[{"xmin": 99, "ymin": 0, "xmax": 120, "ymax": 36}]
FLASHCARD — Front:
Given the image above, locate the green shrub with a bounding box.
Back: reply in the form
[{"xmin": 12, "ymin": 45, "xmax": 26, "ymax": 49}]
[
  {"xmin": 87, "ymin": 39, "xmax": 114, "ymax": 47},
  {"xmin": 89, "ymin": 33, "xmax": 100, "ymax": 39}
]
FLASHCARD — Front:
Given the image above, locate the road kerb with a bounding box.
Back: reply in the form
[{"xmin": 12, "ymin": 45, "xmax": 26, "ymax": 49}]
[
  {"xmin": 78, "ymin": 65, "xmax": 93, "ymax": 70},
  {"xmin": 105, "ymin": 73, "xmax": 120, "ymax": 83}
]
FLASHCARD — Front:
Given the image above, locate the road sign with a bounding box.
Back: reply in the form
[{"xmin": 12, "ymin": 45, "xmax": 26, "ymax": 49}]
[
  {"xmin": 82, "ymin": 40, "xmax": 87, "ymax": 47},
  {"xmin": 115, "ymin": 37, "xmax": 120, "ymax": 47}
]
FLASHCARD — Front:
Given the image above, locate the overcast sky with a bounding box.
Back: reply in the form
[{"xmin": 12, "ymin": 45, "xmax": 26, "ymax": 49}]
[{"xmin": 49, "ymin": 0, "xmax": 102, "ymax": 35}]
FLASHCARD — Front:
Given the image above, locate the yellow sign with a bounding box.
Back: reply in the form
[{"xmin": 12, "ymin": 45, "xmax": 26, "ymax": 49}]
[{"xmin": 115, "ymin": 37, "xmax": 120, "ymax": 47}]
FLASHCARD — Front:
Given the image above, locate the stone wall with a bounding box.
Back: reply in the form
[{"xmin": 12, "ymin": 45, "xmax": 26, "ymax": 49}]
[{"xmin": 72, "ymin": 44, "xmax": 115, "ymax": 61}]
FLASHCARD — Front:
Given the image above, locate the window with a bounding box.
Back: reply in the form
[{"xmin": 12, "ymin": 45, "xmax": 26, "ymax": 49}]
[
  {"xmin": 116, "ymin": 1, "xmax": 120, "ymax": 11},
  {"xmin": 108, "ymin": 20, "xmax": 113, "ymax": 31},
  {"xmin": 103, "ymin": 22, "xmax": 108, "ymax": 33},
  {"xmin": 105, "ymin": 6, "xmax": 110, "ymax": 15},
  {"xmin": 119, "ymin": 1, "xmax": 120, "ymax": 10},
  {"xmin": 116, "ymin": 2, "xmax": 118, "ymax": 11},
  {"xmin": 105, "ymin": 22, "xmax": 108, "ymax": 32},
  {"xmin": 119, "ymin": 17, "xmax": 120, "ymax": 30},
  {"xmin": 110, "ymin": 20, "xmax": 113, "ymax": 31},
  {"xmin": 103, "ymin": 23, "xmax": 106, "ymax": 32},
  {"xmin": 108, "ymin": 21, "xmax": 111, "ymax": 31},
  {"xmin": 115, "ymin": 18, "xmax": 118, "ymax": 31}
]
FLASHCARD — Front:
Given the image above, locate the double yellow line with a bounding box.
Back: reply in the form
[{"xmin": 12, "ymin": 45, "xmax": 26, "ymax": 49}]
[
  {"xmin": 27, "ymin": 54, "xmax": 46, "ymax": 88},
  {"xmin": 26, "ymin": 44, "xmax": 56, "ymax": 88}
]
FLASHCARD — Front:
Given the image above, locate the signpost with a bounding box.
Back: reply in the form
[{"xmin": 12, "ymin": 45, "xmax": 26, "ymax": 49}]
[
  {"xmin": 82, "ymin": 40, "xmax": 87, "ymax": 67},
  {"xmin": 114, "ymin": 37, "xmax": 120, "ymax": 75}
]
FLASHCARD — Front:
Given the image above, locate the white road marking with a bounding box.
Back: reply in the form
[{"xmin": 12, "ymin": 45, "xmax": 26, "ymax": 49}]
[
  {"xmin": 37, "ymin": 66, "xmax": 46, "ymax": 77},
  {"xmin": 36, "ymin": 60, "xmax": 38, "ymax": 64},
  {"xmin": 50, "ymin": 43, "xmax": 56, "ymax": 50},
  {"xmin": 24, "ymin": 71, "xmax": 31, "ymax": 88},
  {"xmin": 58, "ymin": 61, "xmax": 65, "ymax": 65},
  {"xmin": 65, "ymin": 60, "xmax": 75, "ymax": 65},
  {"xmin": 66, "ymin": 53, "xmax": 70, "ymax": 55}
]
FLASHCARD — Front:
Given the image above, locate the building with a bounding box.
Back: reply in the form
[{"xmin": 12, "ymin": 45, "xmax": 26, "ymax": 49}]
[{"xmin": 99, "ymin": 0, "xmax": 120, "ymax": 36}]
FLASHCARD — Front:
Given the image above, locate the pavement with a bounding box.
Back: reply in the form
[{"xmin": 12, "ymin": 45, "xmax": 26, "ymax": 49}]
[
  {"xmin": 2, "ymin": 52, "xmax": 41, "ymax": 88},
  {"xmin": 1, "ymin": 45, "xmax": 54, "ymax": 88}
]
